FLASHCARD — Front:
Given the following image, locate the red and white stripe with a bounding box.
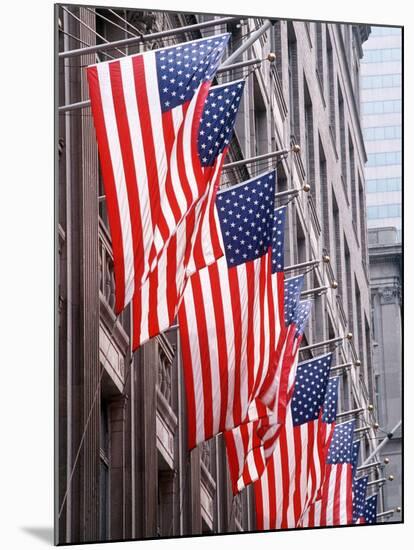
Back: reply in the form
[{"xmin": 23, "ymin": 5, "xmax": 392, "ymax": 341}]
[
  {"xmin": 131, "ymin": 156, "xmax": 225, "ymax": 350},
  {"xmin": 87, "ymin": 46, "xmax": 218, "ymax": 314},
  {"xmin": 178, "ymin": 246, "xmax": 280, "ymax": 449},
  {"xmin": 254, "ymin": 402, "xmax": 321, "ymax": 530},
  {"xmin": 224, "ymin": 319, "xmax": 306, "ymax": 494}
]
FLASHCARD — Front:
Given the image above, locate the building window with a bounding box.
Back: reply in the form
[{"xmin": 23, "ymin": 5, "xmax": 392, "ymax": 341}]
[
  {"xmin": 332, "ymin": 193, "xmax": 342, "ymax": 290},
  {"xmin": 319, "ymin": 138, "xmax": 330, "ymax": 251},
  {"xmin": 315, "ymin": 22, "xmax": 324, "ymax": 95},
  {"xmin": 363, "ymin": 125, "xmax": 402, "ymax": 141},
  {"xmin": 304, "ymin": 79, "xmax": 315, "ymax": 190},
  {"xmin": 370, "ymin": 26, "xmax": 402, "ymax": 37},
  {"xmin": 338, "ymin": 84, "xmax": 347, "ymax": 193},
  {"xmin": 349, "ymin": 136, "xmax": 358, "ymax": 236},
  {"xmin": 362, "ymin": 99, "xmax": 402, "ymax": 115},
  {"xmin": 327, "ymin": 31, "xmax": 336, "ymax": 140},
  {"xmin": 366, "ymin": 151, "xmax": 402, "ymax": 167},
  {"xmin": 367, "ymin": 203, "xmax": 401, "ymax": 220},
  {"xmin": 362, "ymin": 47, "xmax": 401, "ymax": 63},
  {"xmin": 100, "ymin": 399, "xmax": 110, "ymax": 540},
  {"xmin": 358, "ymin": 175, "xmax": 368, "ymax": 271},
  {"xmin": 366, "ymin": 177, "xmax": 402, "ymax": 193},
  {"xmin": 361, "ymin": 73, "xmax": 401, "ymax": 89},
  {"xmin": 253, "ymin": 75, "xmax": 268, "ymax": 157},
  {"xmin": 288, "ymin": 23, "xmax": 299, "ymax": 140},
  {"xmin": 344, "ymin": 237, "xmax": 353, "ymax": 334}
]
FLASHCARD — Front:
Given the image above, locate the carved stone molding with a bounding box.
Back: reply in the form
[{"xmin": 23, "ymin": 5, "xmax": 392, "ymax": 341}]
[{"xmin": 379, "ymin": 285, "xmax": 401, "ymax": 306}]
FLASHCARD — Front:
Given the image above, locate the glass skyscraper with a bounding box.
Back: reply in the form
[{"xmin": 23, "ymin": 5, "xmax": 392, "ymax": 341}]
[{"xmin": 361, "ymin": 26, "xmax": 402, "ymax": 241}]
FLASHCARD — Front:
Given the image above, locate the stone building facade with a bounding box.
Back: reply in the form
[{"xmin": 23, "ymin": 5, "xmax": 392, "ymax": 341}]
[
  {"xmin": 56, "ymin": 5, "xmax": 391, "ymax": 544},
  {"xmin": 368, "ymin": 226, "xmax": 402, "ymax": 513}
]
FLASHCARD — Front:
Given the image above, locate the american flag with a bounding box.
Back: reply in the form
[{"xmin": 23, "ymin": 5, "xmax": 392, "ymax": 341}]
[
  {"xmin": 131, "ymin": 80, "xmax": 245, "ymax": 350},
  {"xmin": 87, "ymin": 33, "xmax": 229, "ymax": 313},
  {"xmin": 356, "ymin": 494, "xmax": 378, "ymax": 524},
  {"xmin": 352, "ymin": 475, "xmax": 368, "ymax": 523},
  {"xmin": 298, "ymin": 375, "xmax": 340, "ymax": 525},
  {"xmin": 302, "ymin": 420, "xmax": 356, "ymax": 527},
  {"xmin": 225, "ymin": 293, "xmax": 313, "ymax": 494},
  {"xmin": 178, "ymin": 170, "xmax": 282, "ymax": 449},
  {"xmin": 254, "ymin": 353, "xmax": 333, "ymax": 530}
]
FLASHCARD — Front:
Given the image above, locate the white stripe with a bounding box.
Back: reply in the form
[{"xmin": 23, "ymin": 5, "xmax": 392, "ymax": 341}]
[
  {"xmin": 155, "ymin": 241, "xmax": 169, "ymax": 333},
  {"xmin": 119, "ymin": 56, "xmax": 153, "ymax": 285},
  {"xmin": 182, "ymin": 82, "xmax": 204, "ymax": 200},
  {"xmin": 214, "ymin": 258, "xmax": 236, "ymax": 431},
  {"xmin": 97, "ymin": 62, "xmax": 135, "ymax": 305},
  {"xmin": 237, "ymin": 265, "xmax": 249, "ymax": 420},
  {"xmin": 182, "ymin": 287, "xmax": 205, "ymax": 445},
  {"xmin": 139, "ymin": 276, "xmax": 150, "ymax": 345},
  {"xmin": 285, "ymin": 413, "xmax": 296, "ymax": 528},
  {"xmin": 199, "ymin": 266, "xmax": 221, "ymax": 436},
  {"xmin": 326, "ymin": 467, "xmax": 337, "ymax": 525},
  {"xmin": 339, "ymin": 466, "xmax": 349, "ymax": 524},
  {"xmin": 274, "ymin": 442, "xmax": 283, "ymax": 529},
  {"xmin": 143, "ymin": 52, "xmax": 168, "ymax": 199}
]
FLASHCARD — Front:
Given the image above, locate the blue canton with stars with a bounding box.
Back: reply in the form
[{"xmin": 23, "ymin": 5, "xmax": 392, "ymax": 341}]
[
  {"xmin": 156, "ymin": 33, "xmax": 230, "ymax": 112},
  {"xmin": 198, "ymin": 80, "xmax": 244, "ymax": 166},
  {"xmin": 294, "ymin": 300, "xmax": 312, "ymax": 337},
  {"xmin": 271, "ymin": 206, "xmax": 286, "ymax": 273},
  {"xmin": 216, "ymin": 171, "xmax": 276, "ymax": 268},
  {"xmin": 363, "ymin": 494, "xmax": 378, "ymax": 524},
  {"xmin": 351, "ymin": 440, "xmax": 361, "ymax": 477},
  {"xmin": 327, "ymin": 420, "xmax": 356, "ymax": 464},
  {"xmin": 290, "ymin": 353, "xmax": 333, "ymax": 427},
  {"xmin": 352, "ymin": 475, "xmax": 368, "ymax": 523},
  {"xmin": 284, "ymin": 275, "xmax": 305, "ymax": 326},
  {"xmin": 322, "ymin": 377, "xmax": 339, "ymax": 423}
]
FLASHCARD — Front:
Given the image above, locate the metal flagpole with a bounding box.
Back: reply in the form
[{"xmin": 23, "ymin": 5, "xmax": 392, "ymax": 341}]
[
  {"xmin": 335, "ymin": 407, "xmax": 365, "ymax": 419},
  {"xmin": 360, "ymin": 420, "xmax": 402, "ymax": 467},
  {"xmin": 59, "ymin": 15, "xmax": 241, "ymax": 58},
  {"xmin": 220, "ymin": 19, "xmax": 273, "ymax": 66},
  {"xmin": 222, "ymin": 148, "xmax": 290, "ymax": 169},
  {"xmin": 58, "ymin": 57, "xmax": 266, "ymax": 113},
  {"xmin": 299, "ymin": 336, "xmax": 344, "ymax": 353}
]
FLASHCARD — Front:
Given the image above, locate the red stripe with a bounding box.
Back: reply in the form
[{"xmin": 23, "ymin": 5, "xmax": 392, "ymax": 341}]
[
  {"xmin": 305, "ymin": 420, "xmax": 316, "ymax": 519},
  {"xmin": 251, "ymin": 254, "xmax": 271, "ymax": 399},
  {"xmin": 292, "ymin": 425, "xmax": 303, "ymax": 525},
  {"xmin": 254, "ymin": 472, "xmax": 264, "ymax": 530},
  {"xmin": 320, "ymin": 464, "xmax": 331, "ymax": 526},
  {"xmin": 345, "ymin": 466, "xmax": 353, "ymax": 524},
  {"xmin": 178, "ymin": 301, "xmax": 197, "ymax": 450},
  {"xmin": 224, "ymin": 430, "xmax": 241, "ymax": 494},
  {"xmin": 190, "ymin": 274, "xmax": 214, "ymax": 441},
  {"xmin": 208, "ymin": 262, "xmax": 229, "ymax": 432},
  {"xmin": 109, "ymin": 61, "xmax": 145, "ymax": 297},
  {"xmin": 279, "ymin": 427, "xmax": 290, "ymax": 529},
  {"xmin": 277, "ymin": 326, "xmax": 296, "ymax": 422},
  {"xmin": 148, "ymin": 264, "xmax": 160, "ymax": 338},
  {"xmin": 228, "ymin": 267, "xmax": 243, "ymax": 427},
  {"xmin": 166, "ymin": 233, "xmax": 178, "ymax": 323},
  {"xmin": 333, "ymin": 465, "xmax": 342, "ymax": 524},
  {"xmin": 240, "ymin": 424, "xmax": 253, "ymax": 489},
  {"xmin": 87, "ymin": 66, "xmax": 126, "ymax": 313}
]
